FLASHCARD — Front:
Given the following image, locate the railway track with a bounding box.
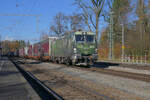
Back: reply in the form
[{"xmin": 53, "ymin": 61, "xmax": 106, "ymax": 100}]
[
  {"xmin": 16, "ymin": 57, "xmax": 150, "ymax": 83},
  {"xmin": 14, "ymin": 58, "xmax": 115, "ymax": 100},
  {"xmin": 9, "ymin": 57, "xmax": 150, "ymax": 100},
  {"xmin": 43, "ymin": 71, "xmax": 114, "ymax": 100},
  {"xmin": 73, "ymin": 66, "xmax": 150, "ymax": 83},
  {"xmin": 95, "ymin": 61, "xmax": 150, "ymax": 70},
  {"xmin": 45, "ymin": 78, "xmax": 114, "ymax": 100},
  {"xmin": 47, "ymin": 61, "xmax": 150, "ymax": 83},
  {"xmin": 66, "ymin": 82, "xmax": 114, "ymax": 100},
  {"xmin": 117, "ymin": 64, "xmax": 150, "ymax": 70},
  {"xmin": 10, "ymin": 58, "xmax": 64, "ymax": 100}
]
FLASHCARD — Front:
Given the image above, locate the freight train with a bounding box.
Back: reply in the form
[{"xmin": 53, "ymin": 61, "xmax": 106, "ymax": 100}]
[{"xmin": 16, "ymin": 30, "xmax": 98, "ymax": 66}]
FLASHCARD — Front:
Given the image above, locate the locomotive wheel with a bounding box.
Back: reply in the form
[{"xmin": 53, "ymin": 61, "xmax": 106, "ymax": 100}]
[
  {"xmin": 89, "ymin": 59, "xmax": 94, "ymax": 66},
  {"xmin": 66, "ymin": 59, "xmax": 71, "ymax": 66}
]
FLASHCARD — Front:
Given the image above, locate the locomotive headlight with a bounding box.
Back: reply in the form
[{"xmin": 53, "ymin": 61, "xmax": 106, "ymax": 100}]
[
  {"xmin": 95, "ymin": 48, "xmax": 98, "ymax": 53},
  {"xmin": 74, "ymin": 48, "xmax": 77, "ymax": 53}
]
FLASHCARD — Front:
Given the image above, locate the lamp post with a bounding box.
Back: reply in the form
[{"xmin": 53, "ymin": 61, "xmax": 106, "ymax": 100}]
[
  {"xmin": 108, "ymin": 10, "xmax": 114, "ymax": 60},
  {"xmin": 121, "ymin": 24, "xmax": 125, "ymax": 62}
]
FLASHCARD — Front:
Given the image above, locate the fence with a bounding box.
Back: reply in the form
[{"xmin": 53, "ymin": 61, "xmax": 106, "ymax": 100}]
[{"xmin": 99, "ymin": 54, "xmax": 150, "ymax": 65}]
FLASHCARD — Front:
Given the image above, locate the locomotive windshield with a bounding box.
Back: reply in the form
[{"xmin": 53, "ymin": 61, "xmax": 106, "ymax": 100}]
[
  {"xmin": 75, "ymin": 35, "xmax": 94, "ymax": 43},
  {"xmin": 86, "ymin": 35, "xmax": 94, "ymax": 42},
  {"xmin": 75, "ymin": 35, "xmax": 84, "ymax": 42}
]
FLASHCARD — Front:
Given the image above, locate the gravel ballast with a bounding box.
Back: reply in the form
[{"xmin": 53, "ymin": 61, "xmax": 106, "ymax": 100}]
[
  {"xmin": 42, "ymin": 63, "xmax": 150, "ymax": 100},
  {"xmin": 107, "ymin": 66, "xmax": 150, "ymax": 75},
  {"xmin": 17, "ymin": 59, "xmax": 150, "ymax": 100}
]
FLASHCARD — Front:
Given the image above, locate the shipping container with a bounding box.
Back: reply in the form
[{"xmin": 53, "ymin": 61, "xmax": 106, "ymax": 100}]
[
  {"xmin": 28, "ymin": 45, "xmax": 33, "ymax": 58},
  {"xmin": 33, "ymin": 43, "xmax": 40, "ymax": 59},
  {"xmin": 39, "ymin": 37, "xmax": 57, "ymax": 60},
  {"xmin": 25, "ymin": 37, "xmax": 57, "ymax": 60}
]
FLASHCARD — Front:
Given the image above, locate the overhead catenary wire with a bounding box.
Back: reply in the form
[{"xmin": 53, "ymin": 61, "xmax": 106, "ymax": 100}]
[
  {"xmin": 28, "ymin": 0, "xmax": 39, "ymax": 13},
  {"xmin": 0, "ymin": 0, "xmax": 41, "ymax": 41}
]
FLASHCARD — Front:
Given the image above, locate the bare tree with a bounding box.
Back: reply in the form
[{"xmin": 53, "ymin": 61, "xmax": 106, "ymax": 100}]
[
  {"xmin": 75, "ymin": 1, "xmax": 92, "ymax": 31},
  {"xmin": 50, "ymin": 12, "xmax": 68, "ymax": 36},
  {"xmin": 40, "ymin": 31, "xmax": 49, "ymax": 40},
  {"xmin": 75, "ymin": 0, "xmax": 106, "ymax": 41},
  {"xmin": 50, "ymin": 12, "xmax": 86, "ymax": 36},
  {"xmin": 69, "ymin": 13, "xmax": 85, "ymax": 31}
]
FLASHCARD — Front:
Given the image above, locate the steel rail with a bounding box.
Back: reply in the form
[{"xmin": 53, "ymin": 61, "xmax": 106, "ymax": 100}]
[
  {"xmin": 76, "ymin": 67, "xmax": 150, "ymax": 82},
  {"xmin": 49, "ymin": 62, "xmax": 150, "ymax": 83},
  {"xmin": 15, "ymin": 58, "xmax": 114, "ymax": 100},
  {"xmin": 10, "ymin": 58, "xmax": 64, "ymax": 100}
]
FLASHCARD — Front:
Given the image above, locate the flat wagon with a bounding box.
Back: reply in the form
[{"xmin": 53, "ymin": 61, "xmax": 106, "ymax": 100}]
[{"xmin": 30, "ymin": 37, "xmax": 57, "ymax": 60}]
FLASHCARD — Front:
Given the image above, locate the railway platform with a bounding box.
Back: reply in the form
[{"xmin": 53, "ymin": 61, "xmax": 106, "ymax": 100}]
[{"xmin": 0, "ymin": 57, "xmax": 40, "ymax": 100}]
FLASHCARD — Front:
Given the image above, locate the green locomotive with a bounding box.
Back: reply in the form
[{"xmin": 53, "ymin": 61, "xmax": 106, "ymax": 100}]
[{"xmin": 51, "ymin": 30, "xmax": 98, "ymax": 66}]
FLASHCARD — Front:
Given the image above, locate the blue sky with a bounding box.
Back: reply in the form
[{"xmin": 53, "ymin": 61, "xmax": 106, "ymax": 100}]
[
  {"xmin": 0, "ymin": 0, "xmax": 80, "ymax": 43},
  {"xmin": 0, "ymin": 0, "xmax": 140, "ymax": 44}
]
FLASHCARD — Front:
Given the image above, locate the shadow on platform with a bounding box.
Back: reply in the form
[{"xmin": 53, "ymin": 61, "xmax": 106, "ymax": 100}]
[
  {"xmin": 0, "ymin": 82, "xmax": 28, "ymax": 100},
  {"xmin": 0, "ymin": 71, "xmax": 19, "ymax": 76},
  {"xmin": 16, "ymin": 61, "xmax": 42, "ymax": 65}
]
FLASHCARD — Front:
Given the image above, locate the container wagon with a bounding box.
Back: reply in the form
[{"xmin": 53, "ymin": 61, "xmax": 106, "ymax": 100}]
[
  {"xmin": 31, "ymin": 37, "xmax": 57, "ymax": 60},
  {"xmin": 19, "ymin": 48, "xmax": 25, "ymax": 57},
  {"xmin": 14, "ymin": 49, "xmax": 19, "ymax": 57},
  {"xmin": 39, "ymin": 37, "xmax": 57, "ymax": 61},
  {"xmin": 28, "ymin": 45, "xmax": 33, "ymax": 59}
]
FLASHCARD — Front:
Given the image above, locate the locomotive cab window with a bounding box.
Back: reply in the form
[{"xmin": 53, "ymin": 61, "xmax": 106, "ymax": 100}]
[
  {"xmin": 86, "ymin": 35, "xmax": 94, "ymax": 43},
  {"xmin": 75, "ymin": 35, "xmax": 84, "ymax": 42},
  {"xmin": 75, "ymin": 34, "xmax": 95, "ymax": 43}
]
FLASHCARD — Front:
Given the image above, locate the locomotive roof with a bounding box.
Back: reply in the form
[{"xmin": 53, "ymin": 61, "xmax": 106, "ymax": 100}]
[
  {"xmin": 75, "ymin": 31, "xmax": 95, "ymax": 35},
  {"xmin": 48, "ymin": 37, "xmax": 58, "ymax": 39}
]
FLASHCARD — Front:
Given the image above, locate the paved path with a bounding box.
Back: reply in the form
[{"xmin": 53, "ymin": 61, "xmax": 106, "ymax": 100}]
[{"xmin": 0, "ymin": 57, "xmax": 40, "ymax": 100}]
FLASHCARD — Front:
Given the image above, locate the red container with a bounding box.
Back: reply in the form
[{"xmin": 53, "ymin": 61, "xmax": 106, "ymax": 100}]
[
  {"xmin": 28, "ymin": 45, "xmax": 33, "ymax": 57},
  {"xmin": 30, "ymin": 37, "xmax": 57, "ymax": 60},
  {"xmin": 33, "ymin": 44, "xmax": 38, "ymax": 56},
  {"xmin": 41, "ymin": 40, "xmax": 49, "ymax": 56},
  {"xmin": 33, "ymin": 43, "xmax": 41, "ymax": 59}
]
